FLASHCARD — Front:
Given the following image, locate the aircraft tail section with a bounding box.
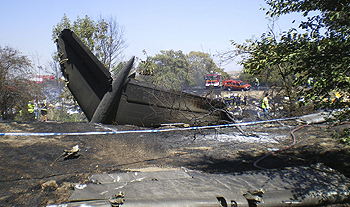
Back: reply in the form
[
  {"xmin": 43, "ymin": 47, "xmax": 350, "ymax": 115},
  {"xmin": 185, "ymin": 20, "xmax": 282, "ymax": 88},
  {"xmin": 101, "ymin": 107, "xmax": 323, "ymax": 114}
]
[{"xmin": 56, "ymin": 29, "xmax": 112, "ymax": 120}]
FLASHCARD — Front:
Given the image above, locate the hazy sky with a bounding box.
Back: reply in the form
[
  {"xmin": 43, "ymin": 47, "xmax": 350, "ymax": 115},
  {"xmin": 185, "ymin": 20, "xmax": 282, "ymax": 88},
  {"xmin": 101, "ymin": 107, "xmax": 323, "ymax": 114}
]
[{"xmin": 0, "ymin": 0, "xmax": 306, "ymax": 72}]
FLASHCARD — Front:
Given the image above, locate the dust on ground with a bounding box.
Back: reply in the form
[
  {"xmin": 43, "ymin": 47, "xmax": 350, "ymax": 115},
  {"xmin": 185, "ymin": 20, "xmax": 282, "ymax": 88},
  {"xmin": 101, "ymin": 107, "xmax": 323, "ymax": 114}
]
[{"xmin": 0, "ymin": 119, "xmax": 350, "ymax": 206}]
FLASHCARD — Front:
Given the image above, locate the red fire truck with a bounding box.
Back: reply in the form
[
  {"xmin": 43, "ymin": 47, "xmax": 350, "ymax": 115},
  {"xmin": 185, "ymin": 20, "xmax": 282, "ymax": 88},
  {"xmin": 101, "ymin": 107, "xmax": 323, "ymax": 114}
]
[{"xmin": 205, "ymin": 72, "xmax": 223, "ymax": 88}]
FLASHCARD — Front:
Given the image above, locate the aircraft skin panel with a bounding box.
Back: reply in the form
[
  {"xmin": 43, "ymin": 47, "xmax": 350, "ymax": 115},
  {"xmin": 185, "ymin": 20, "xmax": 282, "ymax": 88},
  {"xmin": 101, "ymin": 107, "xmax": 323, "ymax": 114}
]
[
  {"xmin": 56, "ymin": 29, "xmax": 112, "ymax": 120},
  {"xmin": 68, "ymin": 166, "xmax": 350, "ymax": 206},
  {"xmin": 116, "ymin": 95, "xmax": 223, "ymax": 127},
  {"xmin": 114, "ymin": 79, "xmax": 227, "ymax": 127}
]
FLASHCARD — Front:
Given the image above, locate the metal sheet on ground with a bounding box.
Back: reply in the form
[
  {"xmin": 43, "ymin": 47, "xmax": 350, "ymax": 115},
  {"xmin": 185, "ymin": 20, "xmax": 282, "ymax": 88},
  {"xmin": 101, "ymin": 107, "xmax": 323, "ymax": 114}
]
[
  {"xmin": 63, "ymin": 164, "xmax": 350, "ymax": 207},
  {"xmin": 296, "ymin": 112, "xmax": 330, "ymax": 124}
]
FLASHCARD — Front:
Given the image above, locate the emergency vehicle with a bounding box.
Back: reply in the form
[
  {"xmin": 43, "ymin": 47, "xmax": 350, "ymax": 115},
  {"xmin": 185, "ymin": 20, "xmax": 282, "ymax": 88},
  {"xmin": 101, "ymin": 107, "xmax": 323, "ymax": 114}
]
[
  {"xmin": 223, "ymin": 79, "xmax": 251, "ymax": 91},
  {"xmin": 205, "ymin": 72, "xmax": 223, "ymax": 88}
]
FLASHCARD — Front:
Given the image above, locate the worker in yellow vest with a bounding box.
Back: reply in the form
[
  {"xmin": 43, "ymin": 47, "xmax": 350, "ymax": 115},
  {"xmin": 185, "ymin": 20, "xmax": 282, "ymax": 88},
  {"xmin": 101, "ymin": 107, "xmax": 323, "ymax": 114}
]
[
  {"xmin": 27, "ymin": 101, "xmax": 35, "ymax": 120},
  {"xmin": 261, "ymin": 93, "xmax": 270, "ymax": 116}
]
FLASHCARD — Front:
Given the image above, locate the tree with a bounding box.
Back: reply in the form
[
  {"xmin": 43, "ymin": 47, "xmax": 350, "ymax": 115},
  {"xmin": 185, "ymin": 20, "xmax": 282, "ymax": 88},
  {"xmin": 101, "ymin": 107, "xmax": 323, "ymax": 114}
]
[
  {"xmin": 95, "ymin": 16, "xmax": 128, "ymax": 75},
  {"xmin": 232, "ymin": 32, "xmax": 306, "ymax": 116},
  {"xmin": 52, "ymin": 14, "xmax": 127, "ymax": 73},
  {"xmin": 233, "ymin": 0, "xmax": 350, "ymax": 144},
  {"xmin": 138, "ymin": 50, "xmax": 224, "ymax": 90},
  {"xmin": 0, "ymin": 46, "xmax": 38, "ymax": 119},
  {"xmin": 188, "ymin": 51, "xmax": 227, "ymax": 86},
  {"xmin": 143, "ymin": 50, "xmax": 192, "ymax": 90}
]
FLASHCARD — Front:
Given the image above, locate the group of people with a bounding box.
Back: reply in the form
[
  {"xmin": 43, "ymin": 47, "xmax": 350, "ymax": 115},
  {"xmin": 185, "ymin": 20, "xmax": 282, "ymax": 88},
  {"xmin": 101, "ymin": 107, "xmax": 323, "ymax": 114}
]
[
  {"xmin": 27, "ymin": 100, "xmax": 49, "ymax": 122},
  {"xmin": 216, "ymin": 91, "xmax": 271, "ymax": 119},
  {"xmin": 219, "ymin": 93, "xmax": 248, "ymax": 108}
]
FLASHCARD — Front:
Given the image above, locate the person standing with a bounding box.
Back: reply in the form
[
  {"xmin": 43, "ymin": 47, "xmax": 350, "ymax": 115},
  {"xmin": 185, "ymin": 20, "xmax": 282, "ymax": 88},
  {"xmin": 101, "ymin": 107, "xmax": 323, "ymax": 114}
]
[
  {"xmin": 242, "ymin": 95, "xmax": 248, "ymax": 105},
  {"xmin": 236, "ymin": 94, "xmax": 241, "ymax": 106},
  {"xmin": 223, "ymin": 94, "xmax": 233, "ymax": 107},
  {"xmin": 255, "ymin": 78, "xmax": 260, "ymax": 90},
  {"xmin": 261, "ymin": 93, "xmax": 270, "ymax": 116},
  {"xmin": 40, "ymin": 101, "xmax": 48, "ymax": 122},
  {"xmin": 34, "ymin": 101, "xmax": 39, "ymax": 121},
  {"xmin": 27, "ymin": 101, "xmax": 35, "ymax": 120}
]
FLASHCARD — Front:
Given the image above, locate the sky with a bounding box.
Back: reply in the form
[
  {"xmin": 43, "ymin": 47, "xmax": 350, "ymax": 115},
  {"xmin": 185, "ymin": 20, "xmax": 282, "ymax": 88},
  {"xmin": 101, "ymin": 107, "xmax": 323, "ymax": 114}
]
[{"xmin": 0, "ymin": 0, "xmax": 307, "ymax": 73}]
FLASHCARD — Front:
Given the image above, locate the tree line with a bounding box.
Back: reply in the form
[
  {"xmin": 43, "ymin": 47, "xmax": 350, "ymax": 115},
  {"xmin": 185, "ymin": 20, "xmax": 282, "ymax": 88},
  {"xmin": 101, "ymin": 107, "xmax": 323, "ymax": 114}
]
[{"xmin": 136, "ymin": 50, "xmax": 227, "ymax": 90}]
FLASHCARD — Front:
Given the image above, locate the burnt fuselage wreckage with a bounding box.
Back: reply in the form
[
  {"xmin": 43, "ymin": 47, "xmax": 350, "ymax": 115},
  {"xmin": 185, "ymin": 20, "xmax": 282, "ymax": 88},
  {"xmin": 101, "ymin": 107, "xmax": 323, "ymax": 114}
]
[{"xmin": 56, "ymin": 29, "xmax": 228, "ymax": 127}]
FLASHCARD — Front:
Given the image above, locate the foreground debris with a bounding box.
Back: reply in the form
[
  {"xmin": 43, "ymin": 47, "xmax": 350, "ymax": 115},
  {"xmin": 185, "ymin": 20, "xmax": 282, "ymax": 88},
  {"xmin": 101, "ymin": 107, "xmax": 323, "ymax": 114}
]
[
  {"xmin": 53, "ymin": 145, "xmax": 81, "ymax": 163},
  {"xmin": 49, "ymin": 164, "xmax": 350, "ymax": 207}
]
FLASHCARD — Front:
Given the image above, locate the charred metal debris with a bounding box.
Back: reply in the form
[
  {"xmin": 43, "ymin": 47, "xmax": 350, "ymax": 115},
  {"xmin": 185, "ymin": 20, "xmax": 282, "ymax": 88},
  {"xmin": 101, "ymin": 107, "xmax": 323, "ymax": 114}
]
[{"xmin": 56, "ymin": 29, "xmax": 233, "ymax": 128}]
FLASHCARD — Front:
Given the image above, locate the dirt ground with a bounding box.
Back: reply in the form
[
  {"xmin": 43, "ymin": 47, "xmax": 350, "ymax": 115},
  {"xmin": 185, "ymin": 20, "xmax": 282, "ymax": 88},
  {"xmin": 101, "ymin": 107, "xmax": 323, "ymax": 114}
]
[{"xmin": 0, "ymin": 118, "xmax": 350, "ymax": 206}]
